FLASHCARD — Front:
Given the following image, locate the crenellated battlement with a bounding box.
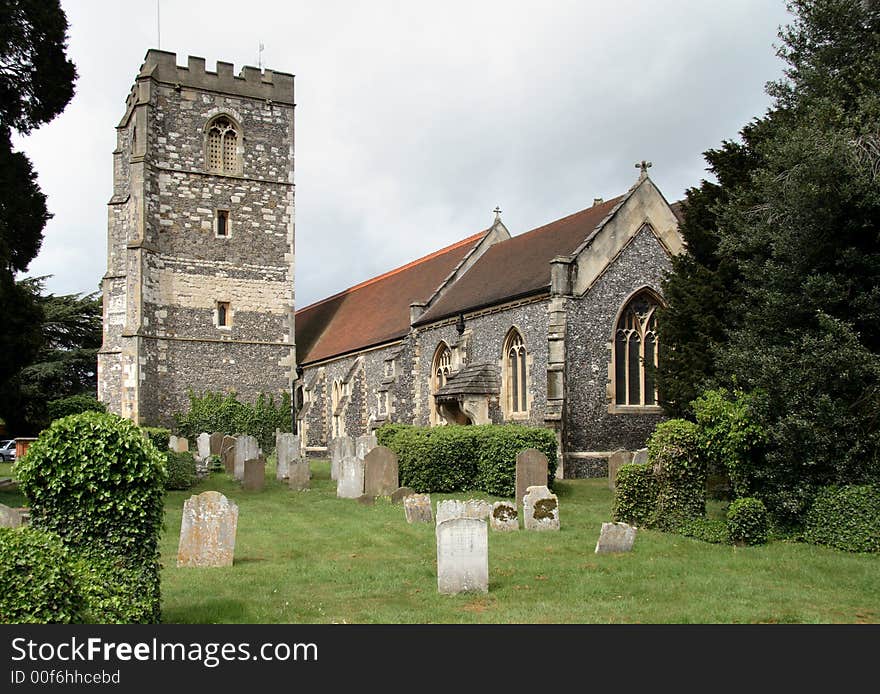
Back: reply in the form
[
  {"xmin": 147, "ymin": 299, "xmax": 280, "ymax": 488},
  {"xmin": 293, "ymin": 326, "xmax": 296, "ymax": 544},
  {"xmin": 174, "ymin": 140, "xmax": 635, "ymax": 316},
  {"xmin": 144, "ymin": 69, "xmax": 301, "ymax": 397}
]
[{"xmin": 134, "ymin": 49, "xmax": 294, "ymax": 105}]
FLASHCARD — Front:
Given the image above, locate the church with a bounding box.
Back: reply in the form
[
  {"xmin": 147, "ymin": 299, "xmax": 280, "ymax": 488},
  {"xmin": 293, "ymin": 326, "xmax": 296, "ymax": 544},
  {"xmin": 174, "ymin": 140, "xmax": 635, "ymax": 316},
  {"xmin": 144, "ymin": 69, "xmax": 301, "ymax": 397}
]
[{"xmin": 98, "ymin": 51, "xmax": 684, "ymax": 478}]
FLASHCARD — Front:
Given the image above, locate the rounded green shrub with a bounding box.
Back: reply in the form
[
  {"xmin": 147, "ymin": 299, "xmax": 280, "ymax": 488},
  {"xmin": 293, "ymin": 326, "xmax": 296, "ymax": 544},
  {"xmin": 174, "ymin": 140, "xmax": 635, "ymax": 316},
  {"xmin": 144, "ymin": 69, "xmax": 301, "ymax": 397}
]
[
  {"xmin": 165, "ymin": 450, "xmax": 197, "ymax": 490},
  {"xmin": 46, "ymin": 394, "xmax": 106, "ymax": 422},
  {"xmin": 15, "ymin": 411, "xmax": 167, "ymax": 622},
  {"xmin": 141, "ymin": 426, "xmax": 171, "ymax": 452},
  {"xmin": 648, "ymin": 419, "xmax": 707, "ymax": 529},
  {"xmin": 475, "ymin": 425, "xmax": 557, "ymax": 497},
  {"xmin": 677, "ymin": 517, "xmax": 730, "ymax": 544},
  {"xmin": 804, "ymin": 485, "xmax": 880, "ymax": 553},
  {"xmin": 727, "ymin": 497, "xmax": 769, "ymax": 546},
  {"xmin": 0, "ymin": 527, "xmax": 85, "ymax": 623},
  {"xmin": 612, "ymin": 462, "xmax": 657, "ymax": 526}
]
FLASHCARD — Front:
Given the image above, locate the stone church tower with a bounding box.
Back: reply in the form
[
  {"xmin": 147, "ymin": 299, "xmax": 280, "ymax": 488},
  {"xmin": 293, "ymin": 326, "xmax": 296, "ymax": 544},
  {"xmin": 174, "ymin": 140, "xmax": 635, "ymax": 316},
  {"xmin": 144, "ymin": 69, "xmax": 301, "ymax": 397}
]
[{"xmin": 98, "ymin": 50, "xmax": 296, "ymax": 425}]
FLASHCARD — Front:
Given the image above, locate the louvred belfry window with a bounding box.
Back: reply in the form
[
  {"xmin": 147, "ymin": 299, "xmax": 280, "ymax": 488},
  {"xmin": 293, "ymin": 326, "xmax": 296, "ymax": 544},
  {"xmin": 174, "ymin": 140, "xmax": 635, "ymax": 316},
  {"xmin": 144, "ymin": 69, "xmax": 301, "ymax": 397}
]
[
  {"xmin": 206, "ymin": 116, "xmax": 240, "ymax": 174},
  {"xmin": 614, "ymin": 292, "xmax": 660, "ymax": 407}
]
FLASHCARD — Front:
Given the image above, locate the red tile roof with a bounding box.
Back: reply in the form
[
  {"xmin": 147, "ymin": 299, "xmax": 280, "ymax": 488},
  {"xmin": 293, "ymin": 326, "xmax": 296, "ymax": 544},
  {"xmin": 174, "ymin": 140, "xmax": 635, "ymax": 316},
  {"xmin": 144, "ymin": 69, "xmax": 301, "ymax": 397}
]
[
  {"xmin": 296, "ymin": 231, "xmax": 487, "ymax": 364},
  {"xmin": 414, "ymin": 195, "xmax": 625, "ymax": 325}
]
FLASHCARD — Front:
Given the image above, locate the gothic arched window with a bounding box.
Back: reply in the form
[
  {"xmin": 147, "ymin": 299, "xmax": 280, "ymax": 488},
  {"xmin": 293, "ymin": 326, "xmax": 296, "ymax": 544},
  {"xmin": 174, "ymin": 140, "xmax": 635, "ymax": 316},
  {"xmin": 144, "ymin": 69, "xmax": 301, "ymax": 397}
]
[
  {"xmin": 430, "ymin": 342, "xmax": 452, "ymax": 425},
  {"xmin": 206, "ymin": 116, "xmax": 241, "ymax": 175},
  {"xmin": 503, "ymin": 328, "xmax": 528, "ymax": 415},
  {"xmin": 614, "ymin": 291, "xmax": 660, "ymax": 407},
  {"xmin": 331, "ymin": 379, "xmax": 345, "ymax": 438}
]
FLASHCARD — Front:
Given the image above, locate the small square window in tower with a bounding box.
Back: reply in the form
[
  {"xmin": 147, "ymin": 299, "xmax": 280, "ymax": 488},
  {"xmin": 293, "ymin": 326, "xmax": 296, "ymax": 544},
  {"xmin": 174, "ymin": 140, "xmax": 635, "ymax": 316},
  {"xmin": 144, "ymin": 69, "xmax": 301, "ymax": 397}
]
[
  {"xmin": 217, "ymin": 301, "xmax": 231, "ymax": 328},
  {"xmin": 216, "ymin": 209, "xmax": 230, "ymax": 237}
]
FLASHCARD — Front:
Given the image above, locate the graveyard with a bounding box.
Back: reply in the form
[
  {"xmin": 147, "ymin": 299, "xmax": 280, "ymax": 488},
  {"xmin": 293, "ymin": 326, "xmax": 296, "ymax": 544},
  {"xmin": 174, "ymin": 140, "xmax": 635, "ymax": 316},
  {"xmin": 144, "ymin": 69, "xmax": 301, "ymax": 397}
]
[{"xmin": 154, "ymin": 457, "xmax": 878, "ymax": 624}]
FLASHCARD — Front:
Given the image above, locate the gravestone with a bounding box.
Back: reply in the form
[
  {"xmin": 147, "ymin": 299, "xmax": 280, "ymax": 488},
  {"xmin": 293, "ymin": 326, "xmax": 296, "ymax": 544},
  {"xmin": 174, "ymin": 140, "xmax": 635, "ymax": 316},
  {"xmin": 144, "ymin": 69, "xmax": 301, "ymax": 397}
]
[
  {"xmin": 276, "ymin": 433, "xmax": 300, "ymax": 481},
  {"xmin": 391, "ymin": 487, "xmax": 415, "ymax": 504},
  {"xmin": 595, "ymin": 522, "xmax": 637, "ymax": 554},
  {"xmin": 632, "ymin": 448, "xmax": 648, "ymax": 465},
  {"xmin": 196, "ymin": 432, "xmax": 211, "ymax": 461},
  {"xmin": 176, "ymin": 491, "xmax": 238, "ymax": 567},
  {"xmin": 172, "ymin": 436, "xmax": 189, "ymax": 453},
  {"xmin": 336, "ymin": 455, "xmax": 365, "ymax": 499},
  {"xmin": 243, "ymin": 457, "xmax": 266, "ymax": 491},
  {"xmin": 289, "ymin": 459, "xmax": 310, "ymax": 491},
  {"xmin": 330, "ymin": 436, "xmax": 355, "ymax": 481},
  {"xmin": 404, "ymin": 494, "xmax": 433, "ymax": 523},
  {"xmin": 363, "ymin": 446, "xmax": 399, "ymax": 497},
  {"xmin": 435, "ymin": 499, "xmax": 491, "ymax": 525},
  {"xmin": 607, "ymin": 449, "xmax": 634, "ymax": 490},
  {"xmin": 516, "ymin": 448, "xmax": 548, "ymax": 509},
  {"xmin": 436, "ymin": 517, "xmax": 488, "ymax": 595},
  {"xmin": 220, "ymin": 435, "xmax": 237, "ymax": 474},
  {"xmin": 209, "ymin": 432, "xmax": 225, "ymax": 456},
  {"xmin": 168, "ymin": 434, "xmax": 179, "ymax": 452},
  {"xmin": 0, "ymin": 503, "xmax": 22, "ymax": 528},
  {"xmin": 489, "ymin": 501, "xmax": 518, "ymax": 532},
  {"xmin": 234, "ymin": 435, "xmax": 260, "ymax": 481},
  {"xmin": 523, "ymin": 485, "xmax": 560, "ymax": 531},
  {"xmin": 356, "ymin": 434, "xmax": 377, "ymax": 460}
]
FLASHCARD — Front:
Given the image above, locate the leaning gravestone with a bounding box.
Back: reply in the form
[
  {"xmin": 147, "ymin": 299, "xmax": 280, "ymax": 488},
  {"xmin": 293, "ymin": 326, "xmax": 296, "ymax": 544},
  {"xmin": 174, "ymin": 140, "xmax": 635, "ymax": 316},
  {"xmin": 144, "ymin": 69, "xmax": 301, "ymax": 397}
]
[
  {"xmin": 436, "ymin": 499, "xmax": 491, "ymax": 525},
  {"xmin": 220, "ymin": 435, "xmax": 237, "ymax": 474},
  {"xmin": 363, "ymin": 446, "xmax": 399, "ymax": 497},
  {"xmin": 330, "ymin": 436, "xmax": 355, "ymax": 481},
  {"xmin": 289, "ymin": 459, "xmax": 310, "ymax": 491},
  {"xmin": 243, "ymin": 458, "xmax": 266, "ymax": 491},
  {"xmin": 404, "ymin": 494, "xmax": 433, "ymax": 523},
  {"xmin": 176, "ymin": 491, "xmax": 238, "ymax": 567},
  {"xmin": 196, "ymin": 432, "xmax": 211, "ymax": 461},
  {"xmin": 516, "ymin": 448, "xmax": 549, "ymax": 510},
  {"xmin": 391, "ymin": 486, "xmax": 415, "ymax": 504},
  {"xmin": 356, "ymin": 434, "xmax": 377, "ymax": 460},
  {"xmin": 607, "ymin": 449, "xmax": 634, "ymax": 490},
  {"xmin": 523, "ymin": 485, "xmax": 560, "ymax": 531},
  {"xmin": 209, "ymin": 432, "xmax": 225, "ymax": 456},
  {"xmin": 595, "ymin": 522, "xmax": 638, "ymax": 554},
  {"xmin": 234, "ymin": 435, "xmax": 260, "ymax": 481},
  {"xmin": 336, "ymin": 455, "xmax": 365, "ymax": 499},
  {"xmin": 489, "ymin": 501, "xmax": 518, "ymax": 532},
  {"xmin": 0, "ymin": 503, "xmax": 22, "ymax": 528},
  {"xmin": 436, "ymin": 517, "xmax": 488, "ymax": 595},
  {"xmin": 276, "ymin": 433, "xmax": 300, "ymax": 481}
]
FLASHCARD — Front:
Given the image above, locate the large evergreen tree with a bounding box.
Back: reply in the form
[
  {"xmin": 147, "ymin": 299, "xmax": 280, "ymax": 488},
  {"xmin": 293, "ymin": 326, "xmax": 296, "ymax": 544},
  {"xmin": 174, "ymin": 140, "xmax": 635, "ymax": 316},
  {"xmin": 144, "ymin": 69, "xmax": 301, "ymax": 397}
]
[
  {"xmin": 0, "ymin": 0, "xmax": 77, "ymax": 419},
  {"xmin": 658, "ymin": 0, "xmax": 880, "ymax": 524}
]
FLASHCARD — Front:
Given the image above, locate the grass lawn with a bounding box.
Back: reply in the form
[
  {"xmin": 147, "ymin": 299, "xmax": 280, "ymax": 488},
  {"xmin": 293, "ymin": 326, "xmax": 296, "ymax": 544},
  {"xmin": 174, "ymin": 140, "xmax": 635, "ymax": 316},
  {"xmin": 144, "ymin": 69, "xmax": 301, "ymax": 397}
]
[{"xmin": 154, "ymin": 460, "xmax": 880, "ymax": 624}]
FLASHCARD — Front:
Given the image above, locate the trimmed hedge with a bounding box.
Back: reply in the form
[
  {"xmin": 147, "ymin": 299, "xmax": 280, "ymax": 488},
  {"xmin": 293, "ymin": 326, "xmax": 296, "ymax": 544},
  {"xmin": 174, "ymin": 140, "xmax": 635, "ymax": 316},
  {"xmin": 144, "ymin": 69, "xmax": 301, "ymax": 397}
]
[
  {"xmin": 804, "ymin": 485, "xmax": 880, "ymax": 553},
  {"xmin": 677, "ymin": 517, "xmax": 729, "ymax": 544},
  {"xmin": 648, "ymin": 419, "xmax": 706, "ymax": 530},
  {"xmin": 142, "ymin": 426, "xmax": 171, "ymax": 452},
  {"xmin": 0, "ymin": 527, "xmax": 84, "ymax": 624},
  {"xmin": 165, "ymin": 450, "xmax": 197, "ymax": 490},
  {"xmin": 376, "ymin": 423, "xmax": 557, "ymax": 496},
  {"xmin": 612, "ymin": 462, "xmax": 657, "ymax": 526},
  {"xmin": 727, "ymin": 497, "xmax": 769, "ymax": 546},
  {"xmin": 15, "ymin": 411, "xmax": 168, "ymax": 623}
]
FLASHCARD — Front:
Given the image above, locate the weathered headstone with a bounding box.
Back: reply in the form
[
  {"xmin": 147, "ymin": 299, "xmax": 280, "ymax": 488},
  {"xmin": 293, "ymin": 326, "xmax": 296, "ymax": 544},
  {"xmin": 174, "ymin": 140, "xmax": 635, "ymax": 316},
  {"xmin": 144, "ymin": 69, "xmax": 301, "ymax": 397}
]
[
  {"xmin": 234, "ymin": 435, "xmax": 260, "ymax": 481},
  {"xmin": 523, "ymin": 485, "xmax": 560, "ymax": 531},
  {"xmin": 632, "ymin": 448, "xmax": 648, "ymax": 466},
  {"xmin": 595, "ymin": 521, "xmax": 638, "ymax": 554},
  {"xmin": 404, "ymin": 493, "xmax": 433, "ymax": 523},
  {"xmin": 276, "ymin": 433, "xmax": 301, "ymax": 481},
  {"xmin": 330, "ymin": 436, "xmax": 355, "ymax": 481},
  {"xmin": 169, "ymin": 434, "xmax": 179, "ymax": 451},
  {"xmin": 288, "ymin": 459, "xmax": 310, "ymax": 491},
  {"xmin": 356, "ymin": 434, "xmax": 377, "ymax": 460},
  {"xmin": 516, "ymin": 448, "xmax": 548, "ymax": 509},
  {"xmin": 391, "ymin": 486, "xmax": 415, "ymax": 504},
  {"xmin": 0, "ymin": 503, "xmax": 22, "ymax": 528},
  {"xmin": 243, "ymin": 457, "xmax": 266, "ymax": 491},
  {"xmin": 607, "ymin": 449, "xmax": 634, "ymax": 490},
  {"xmin": 336, "ymin": 455, "xmax": 365, "ymax": 499},
  {"xmin": 363, "ymin": 446, "xmax": 399, "ymax": 497},
  {"xmin": 436, "ymin": 499, "xmax": 491, "ymax": 525},
  {"xmin": 436, "ymin": 517, "xmax": 488, "ymax": 595},
  {"xmin": 221, "ymin": 435, "xmax": 237, "ymax": 474},
  {"xmin": 172, "ymin": 436, "xmax": 190, "ymax": 453},
  {"xmin": 196, "ymin": 432, "xmax": 211, "ymax": 461},
  {"xmin": 176, "ymin": 491, "xmax": 238, "ymax": 567},
  {"xmin": 490, "ymin": 501, "xmax": 519, "ymax": 532},
  {"xmin": 209, "ymin": 432, "xmax": 225, "ymax": 456}
]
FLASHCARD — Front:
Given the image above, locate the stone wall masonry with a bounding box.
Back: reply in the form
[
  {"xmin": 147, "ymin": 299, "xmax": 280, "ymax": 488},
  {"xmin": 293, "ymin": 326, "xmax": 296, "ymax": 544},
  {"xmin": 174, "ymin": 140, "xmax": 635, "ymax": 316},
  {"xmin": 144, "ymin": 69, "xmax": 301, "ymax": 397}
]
[{"xmin": 563, "ymin": 227, "xmax": 670, "ymax": 471}]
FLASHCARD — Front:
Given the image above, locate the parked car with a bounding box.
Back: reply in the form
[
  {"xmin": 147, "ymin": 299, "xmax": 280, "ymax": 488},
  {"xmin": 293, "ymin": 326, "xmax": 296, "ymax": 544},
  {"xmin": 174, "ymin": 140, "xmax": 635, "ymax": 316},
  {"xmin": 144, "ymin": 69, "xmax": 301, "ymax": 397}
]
[{"xmin": 0, "ymin": 439, "xmax": 15, "ymax": 462}]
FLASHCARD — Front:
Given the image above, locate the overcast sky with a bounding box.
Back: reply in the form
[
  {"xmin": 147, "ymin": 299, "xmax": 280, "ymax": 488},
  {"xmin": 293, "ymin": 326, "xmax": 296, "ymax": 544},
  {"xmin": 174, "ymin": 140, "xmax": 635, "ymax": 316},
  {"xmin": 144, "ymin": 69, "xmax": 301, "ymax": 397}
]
[{"xmin": 14, "ymin": 0, "xmax": 792, "ymax": 308}]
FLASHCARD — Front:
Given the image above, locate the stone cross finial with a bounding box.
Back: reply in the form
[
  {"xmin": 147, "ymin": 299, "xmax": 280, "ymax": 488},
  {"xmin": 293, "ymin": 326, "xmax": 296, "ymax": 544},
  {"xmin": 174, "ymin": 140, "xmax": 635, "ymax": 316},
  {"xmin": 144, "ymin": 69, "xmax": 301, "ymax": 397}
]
[
  {"xmin": 635, "ymin": 160, "xmax": 652, "ymax": 179},
  {"xmin": 493, "ymin": 206, "xmax": 502, "ymax": 222}
]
